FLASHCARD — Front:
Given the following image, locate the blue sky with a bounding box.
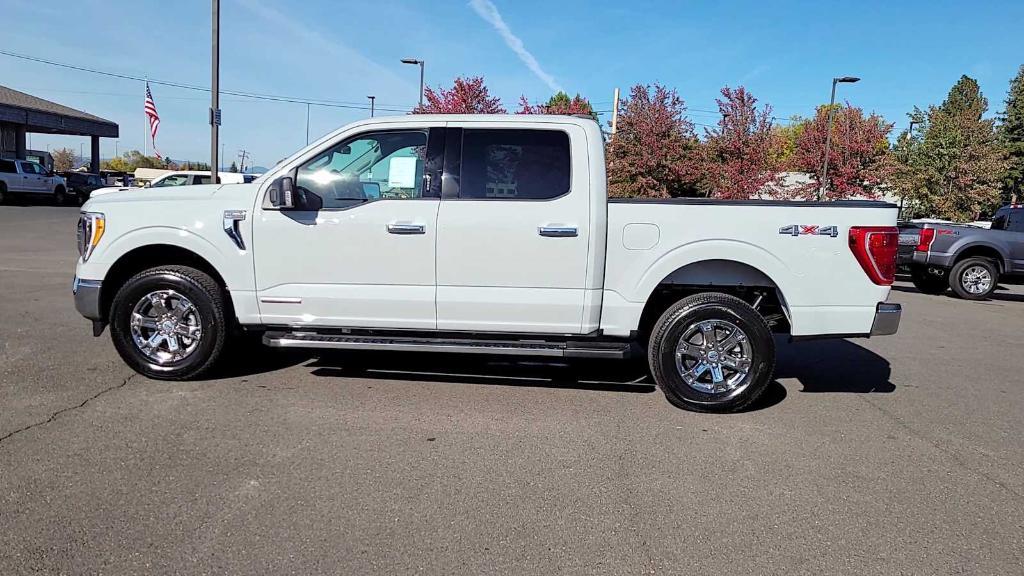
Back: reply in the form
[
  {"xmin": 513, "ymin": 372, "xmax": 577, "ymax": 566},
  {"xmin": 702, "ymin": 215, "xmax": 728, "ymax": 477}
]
[{"xmin": 2, "ymin": 0, "xmax": 1022, "ymax": 168}]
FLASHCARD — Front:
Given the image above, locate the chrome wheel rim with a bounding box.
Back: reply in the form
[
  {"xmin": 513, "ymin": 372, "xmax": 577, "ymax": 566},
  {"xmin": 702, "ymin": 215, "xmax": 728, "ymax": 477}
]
[
  {"xmin": 674, "ymin": 320, "xmax": 753, "ymax": 394},
  {"xmin": 130, "ymin": 290, "xmax": 203, "ymax": 364},
  {"xmin": 961, "ymin": 265, "xmax": 992, "ymax": 294}
]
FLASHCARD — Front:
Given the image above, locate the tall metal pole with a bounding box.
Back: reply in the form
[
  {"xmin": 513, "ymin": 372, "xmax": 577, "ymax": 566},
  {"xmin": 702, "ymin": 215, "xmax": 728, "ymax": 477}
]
[
  {"xmin": 818, "ymin": 79, "xmax": 838, "ymax": 201},
  {"xmin": 210, "ymin": 0, "xmax": 220, "ymax": 184},
  {"xmin": 418, "ymin": 61, "xmax": 425, "ymax": 107},
  {"xmin": 611, "ymin": 87, "xmax": 620, "ymax": 136},
  {"xmin": 368, "ymin": 96, "xmax": 376, "ymax": 117},
  {"xmin": 305, "ymin": 103, "xmax": 310, "ymax": 145}
]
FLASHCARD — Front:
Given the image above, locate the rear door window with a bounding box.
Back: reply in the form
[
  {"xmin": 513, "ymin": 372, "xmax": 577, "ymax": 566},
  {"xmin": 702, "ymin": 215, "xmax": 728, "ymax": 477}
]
[
  {"xmin": 1008, "ymin": 210, "xmax": 1024, "ymax": 233},
  {"xmin": 0, "ymin": 160, "xmax": 16, "ymax": 173},
  {"xmin": 458, "ymin": 129, "xmax": 570, "ymax": 200}
]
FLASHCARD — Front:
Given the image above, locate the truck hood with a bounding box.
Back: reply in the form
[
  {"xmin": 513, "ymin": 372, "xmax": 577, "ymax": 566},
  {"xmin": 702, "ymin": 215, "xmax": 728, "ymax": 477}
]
[{"xmin": 84, "ymin": 184, "xmax": 222, "ymax": 206}]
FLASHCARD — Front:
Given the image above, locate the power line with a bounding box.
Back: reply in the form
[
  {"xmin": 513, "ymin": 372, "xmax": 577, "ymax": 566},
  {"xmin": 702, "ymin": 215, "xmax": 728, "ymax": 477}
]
[{"xmin": 0, "ymin": 49, "xmax": 413, "ymax": 112}]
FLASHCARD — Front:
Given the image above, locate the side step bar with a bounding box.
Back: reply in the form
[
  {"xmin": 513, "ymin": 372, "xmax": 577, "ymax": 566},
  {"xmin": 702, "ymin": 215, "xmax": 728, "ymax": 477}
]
[{"xmin": 262, "ymin": 331, "xmax": 632, "ymax": 359}]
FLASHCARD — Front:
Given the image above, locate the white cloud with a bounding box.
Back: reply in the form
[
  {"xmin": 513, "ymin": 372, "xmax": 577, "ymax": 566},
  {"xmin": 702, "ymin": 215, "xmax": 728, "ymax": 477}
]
[
  {"xmin": 469, "ymin": 0, "xmax": 562, "ymax": 93},
  {"xmin": 232, "ymin": 0, "xmax": 413, "ymax": 95}
]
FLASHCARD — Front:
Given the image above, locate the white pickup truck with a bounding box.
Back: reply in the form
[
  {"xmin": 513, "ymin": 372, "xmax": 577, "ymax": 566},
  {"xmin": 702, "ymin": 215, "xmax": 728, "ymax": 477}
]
[
  {"xmin": 0, "ymin": 158, "xmax": 69, "ymax": 204},
  {"xmin": 73, "ymin": 115, "xmax": 901, "ymax": 412}
]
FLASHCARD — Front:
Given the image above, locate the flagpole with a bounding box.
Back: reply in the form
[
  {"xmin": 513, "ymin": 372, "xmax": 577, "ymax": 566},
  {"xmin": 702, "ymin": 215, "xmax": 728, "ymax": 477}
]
[{"xmin": 144, "ymin": 79, "xmax": 148, "ymax": 158}]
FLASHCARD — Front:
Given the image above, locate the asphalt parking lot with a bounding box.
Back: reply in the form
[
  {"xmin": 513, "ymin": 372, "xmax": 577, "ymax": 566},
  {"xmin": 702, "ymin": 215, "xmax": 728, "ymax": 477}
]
[{"xmin": 1, "ymin": 204, "xmax": 1022, "ymax": 575}]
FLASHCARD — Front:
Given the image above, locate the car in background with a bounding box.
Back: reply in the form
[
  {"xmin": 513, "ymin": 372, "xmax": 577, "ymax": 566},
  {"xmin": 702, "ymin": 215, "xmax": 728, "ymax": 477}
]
[
  {"xmin": 89, "ymin": 171, "xmax": 256, "ymax": 198},
  {"xmin": 0, "ymin": 158, "xmax": 68, "ymax": 204},
  {"xmin": 909, "ymin": 205, "xmax": 1024, "ymax": 299},
  {"xmin": 60, "ymin": 172, "xmax": 107, "ymax": 205}
]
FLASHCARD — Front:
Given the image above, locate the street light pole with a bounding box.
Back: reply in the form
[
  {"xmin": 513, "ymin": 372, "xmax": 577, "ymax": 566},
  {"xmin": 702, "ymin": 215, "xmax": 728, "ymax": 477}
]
[
  {"xmin": 210, "ymin": 0, "xmax": 220, "ymax": 184},
  {"xmin": 819, "ymin": 76, "xmax": 860, "ymax": 200},
  {"xmin": 401, "ymin": 58, "xmax": 425, "ymax": 106},
  {"xmin": 898, "ymin": 119, "xmax": 921, "ymax": 218},
  {"xmin": 368, "ymin": 96, "xmax": 376, "ymax": 117},
  {"xmin": 305, "ymin": 103, "xmax": 310, "ymax": 145}
]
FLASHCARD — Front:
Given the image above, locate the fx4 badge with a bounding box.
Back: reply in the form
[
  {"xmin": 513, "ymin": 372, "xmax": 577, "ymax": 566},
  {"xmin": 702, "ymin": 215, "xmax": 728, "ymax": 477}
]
[{"xmin": 778, "ymin": 224, "xmax": 839, "ymax": 237}]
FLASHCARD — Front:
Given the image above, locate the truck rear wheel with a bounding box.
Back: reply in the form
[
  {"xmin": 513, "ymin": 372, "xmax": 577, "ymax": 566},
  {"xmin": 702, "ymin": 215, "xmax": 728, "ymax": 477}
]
[
  {"xmin": 910, "ymin": 267, "xmax": 947, "ymax": 295},
  {"xmin": 949, "ymin": 257, "xmax": 998, "ymax": 300},
  {"xmin": 648, "ymin": 293, "xmax": 775, "ymax": 413},
  {"xmin": 109, "ymin": 265, "xmax": 227, "ymax": 380}
]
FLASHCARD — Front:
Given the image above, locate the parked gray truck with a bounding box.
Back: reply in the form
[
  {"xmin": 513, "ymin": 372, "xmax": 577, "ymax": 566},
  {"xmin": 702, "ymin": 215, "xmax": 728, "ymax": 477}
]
[{"xmin": 907, "ymin": 205, "xmax": 1024, "ymax": 299}]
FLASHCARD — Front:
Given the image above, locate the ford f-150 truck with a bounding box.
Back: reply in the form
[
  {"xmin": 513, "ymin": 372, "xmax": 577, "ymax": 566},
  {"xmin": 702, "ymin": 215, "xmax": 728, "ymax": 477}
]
[
  {"xmin": 905, "ymin": 205, "xmax": 1024, "ymax": 299},
  {"xmin": 0, "ymin": 158, "xmax": 68, "ymax": 204},
  {"xmin": 73, "ymin": 115, "xmax": 902, "ymax": 412}
]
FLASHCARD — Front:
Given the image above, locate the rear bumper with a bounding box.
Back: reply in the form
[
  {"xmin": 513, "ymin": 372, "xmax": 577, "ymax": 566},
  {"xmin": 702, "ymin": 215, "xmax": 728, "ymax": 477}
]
[
  {"xmin": 912, "ymin": 251, "xmax": 955, "ymax": 268},
  {"xmin": 73, "ymin": 277, "xmax": 103, "ymax": 321},
  {"xmin": 870, "ymin": 303, "xmax": 901, "ymax": 336}
]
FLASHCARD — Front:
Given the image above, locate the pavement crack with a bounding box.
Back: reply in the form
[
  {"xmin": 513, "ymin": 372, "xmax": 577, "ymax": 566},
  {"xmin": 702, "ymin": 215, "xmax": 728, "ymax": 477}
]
[{"xmin": 0, "ymin": 373, "xmax": 137, "ymax": 446}]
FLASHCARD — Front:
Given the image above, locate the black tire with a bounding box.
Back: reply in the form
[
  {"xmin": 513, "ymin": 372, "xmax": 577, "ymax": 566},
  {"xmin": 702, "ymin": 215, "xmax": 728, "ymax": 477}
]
[
  {"xmin": 53, "ymin": 185, "xmax": 68, "ymax": 205},
  {"xmin": 648, "ymin": 293, "xmax": 775, "ymax": 413},
  {"xmin": 948, "ymin": 257, "xmax": 999, "ymax": 300},
  {"xmin": 109, "ymin": 265, "xmax": 228, "ymax": 380},
  {"xmin": 75, "ymin": 190, "xmax": 89, "ymax": 206},
  {"xmin": 910, "ymin": 266, "xmax": 947, "ymax": 295},
  {"xmin": 0, "ymin": 182, "xmax": 6, "ymax": 204}
]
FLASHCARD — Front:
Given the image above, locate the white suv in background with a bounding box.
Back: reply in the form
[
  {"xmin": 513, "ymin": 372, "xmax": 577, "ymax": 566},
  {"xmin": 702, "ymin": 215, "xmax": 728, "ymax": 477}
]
[{"xmin": 0, "ymin": 158, "xmax": 69, "ymax": 204}]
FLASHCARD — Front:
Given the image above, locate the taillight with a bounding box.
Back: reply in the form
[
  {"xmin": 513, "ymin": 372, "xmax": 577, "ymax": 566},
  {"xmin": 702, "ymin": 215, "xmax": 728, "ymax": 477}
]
[
  {"xmin": 915, "ymin": 228, "xmax": 936, "ymax": 252},
  {"xmin": 849, "ymin": 226, "xmax": 898, "ymax": 286}
]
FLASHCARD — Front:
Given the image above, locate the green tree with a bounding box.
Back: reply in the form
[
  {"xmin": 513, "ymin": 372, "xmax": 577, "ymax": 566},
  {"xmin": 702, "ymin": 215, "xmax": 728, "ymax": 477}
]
[
  {"xmin": 903, "ymin": 76, "xmax": 1007, "ymax": 221},
  {"xmin": 51, "ymin": 147, "xmax": 76, "ymax": 172},
  {"xmin": 100, "ymin": 150, "xmax": 165, "ymax": 172},
  {"xmin": 1000, "ymin": 64, "xmax": 1024, "ymax": 203},
  {"xmin": 229, "ymin": 161, "xmax": 239, "ymax": 173}
]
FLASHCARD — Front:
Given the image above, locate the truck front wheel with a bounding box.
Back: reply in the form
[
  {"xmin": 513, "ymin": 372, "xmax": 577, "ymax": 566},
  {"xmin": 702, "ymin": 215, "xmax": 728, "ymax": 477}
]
[
  {"xmin": 109, "ymin": 265, "xmax": 227, "ymax": 380},
  {"xmin": 949, "ymin": 257, "xmax": 999, "ymax": 300},
  {"xmin": 648, "ymin": 293, "xmax": 775, "ymax": 413}
]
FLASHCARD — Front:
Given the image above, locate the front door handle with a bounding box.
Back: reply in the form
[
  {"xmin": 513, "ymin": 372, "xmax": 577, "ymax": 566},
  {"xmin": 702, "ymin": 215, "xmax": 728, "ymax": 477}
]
[
  {"xmin": 538, "ymin": 226, "xmax": 578, "ymax": 237},
  {"xmin": 387, "ymin": 223, "xmax": 426, "ymax": 235}
]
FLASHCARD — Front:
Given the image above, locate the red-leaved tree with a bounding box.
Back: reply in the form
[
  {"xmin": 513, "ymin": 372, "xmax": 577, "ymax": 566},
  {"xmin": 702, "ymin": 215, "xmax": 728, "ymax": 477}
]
[
  {"xmin": 411, "ymin": 76, "xmax": 506, "ymax": 114},
  {"xmin": 606, "ymin": 84, "xmax": 701, "ymax": 198},
  {"xmin": 699, "ymin": 86, "xmax": 783, "ymax": 199},
  {"xmin": 788, "ymin": 104, "xmax": 895, "ymax": 200}
]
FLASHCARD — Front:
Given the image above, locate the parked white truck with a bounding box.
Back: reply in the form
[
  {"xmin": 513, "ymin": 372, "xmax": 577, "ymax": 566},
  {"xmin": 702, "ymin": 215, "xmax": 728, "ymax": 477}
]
[
  {"xmin": 73, "ymin": 115, "xmax": 901, "ymax": 412},
  {"xmin": 0, "ymin": 158, "xmax": 68, "ymax": 204}
]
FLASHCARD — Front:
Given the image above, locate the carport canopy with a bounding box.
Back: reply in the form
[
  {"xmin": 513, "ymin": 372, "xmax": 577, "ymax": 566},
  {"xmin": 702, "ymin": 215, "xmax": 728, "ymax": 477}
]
[{"xmin": 0, "ymin": 85, "xmax": 119, "ymax": 173}]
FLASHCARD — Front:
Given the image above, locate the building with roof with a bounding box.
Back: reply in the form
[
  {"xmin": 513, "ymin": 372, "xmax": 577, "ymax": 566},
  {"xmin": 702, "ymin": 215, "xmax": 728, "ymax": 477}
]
[{"xmin": 0, "ymin": 85, "xmax": 118, "ymax": 174}]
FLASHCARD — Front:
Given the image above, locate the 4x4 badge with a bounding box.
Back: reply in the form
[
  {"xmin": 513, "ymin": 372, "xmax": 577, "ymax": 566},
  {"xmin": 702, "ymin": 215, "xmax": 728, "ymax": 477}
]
[{"xmin": 778, "ymin": 224, "xmax": 839, "ymax": 237}]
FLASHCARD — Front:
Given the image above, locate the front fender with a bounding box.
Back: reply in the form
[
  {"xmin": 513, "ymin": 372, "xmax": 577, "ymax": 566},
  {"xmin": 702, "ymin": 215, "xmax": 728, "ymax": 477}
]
[{"xmin": 83, "ymin": 226, "xmax": 237, "ymax": 288}]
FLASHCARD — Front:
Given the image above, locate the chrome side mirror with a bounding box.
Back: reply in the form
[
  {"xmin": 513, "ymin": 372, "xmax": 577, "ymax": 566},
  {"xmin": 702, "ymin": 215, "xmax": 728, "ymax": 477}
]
[{"xmin": 269, "ymin": 176, "xmax": 295, "ymax": 209}]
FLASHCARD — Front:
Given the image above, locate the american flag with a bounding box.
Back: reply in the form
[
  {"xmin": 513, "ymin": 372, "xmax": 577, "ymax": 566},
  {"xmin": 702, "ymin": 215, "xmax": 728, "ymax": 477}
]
[{"xmin": 144, "ymin": 83, "xmax": 162, "ymax": 159}]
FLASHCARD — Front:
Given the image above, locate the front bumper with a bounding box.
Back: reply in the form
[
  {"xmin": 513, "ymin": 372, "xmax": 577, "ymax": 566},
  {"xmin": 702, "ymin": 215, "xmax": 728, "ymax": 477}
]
[
  {"xmin": 870, "ymin": 303, "xmax": 902, "ymax": 336},
  {"xmin": 73, "ymin": 277, "xmax": 103, "ymax": 321}
]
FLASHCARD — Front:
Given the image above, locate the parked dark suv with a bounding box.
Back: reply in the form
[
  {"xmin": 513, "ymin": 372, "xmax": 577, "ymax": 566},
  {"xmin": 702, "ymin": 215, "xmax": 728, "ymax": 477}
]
[
  {"xmin": 909, "ymin": 205, "xmax": 1024, "ymax": 299},
  {"xmin": 60, "ymin": 172, "xmax": 107, "ymax": 205}
]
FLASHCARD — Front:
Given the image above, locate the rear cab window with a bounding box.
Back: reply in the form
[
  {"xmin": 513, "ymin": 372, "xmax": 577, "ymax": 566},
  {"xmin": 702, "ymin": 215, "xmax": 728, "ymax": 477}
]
[{"xmin": 458, "ymin": 129, "xmax": 570, "ymax": 200}]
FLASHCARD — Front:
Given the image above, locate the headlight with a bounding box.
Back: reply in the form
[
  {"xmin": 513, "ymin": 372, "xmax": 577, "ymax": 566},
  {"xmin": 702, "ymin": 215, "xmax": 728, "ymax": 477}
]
[{"xmin": 77, "ymin": 212, "xmax": 105, "ymax": 262}]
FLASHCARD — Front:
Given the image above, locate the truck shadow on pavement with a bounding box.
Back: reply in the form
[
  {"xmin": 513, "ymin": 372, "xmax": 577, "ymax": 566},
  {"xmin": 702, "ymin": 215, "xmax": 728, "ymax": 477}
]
[
  {"xmin": 205, "ymin": 338, "xmax": 892, "ymax": 411},
  {"xmin": 774, "ymin": 338, "xmax": 895, "ymax": 394}
]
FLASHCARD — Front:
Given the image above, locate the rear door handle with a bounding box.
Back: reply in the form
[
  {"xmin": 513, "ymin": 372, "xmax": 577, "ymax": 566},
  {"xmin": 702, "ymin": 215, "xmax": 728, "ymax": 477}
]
[
  {"xmin": 387, "ymin": 223, "xmax": 426, "ymax": 235},
  {"xmin": 538, "ymin": 226, "xmax": 578, "ymax": 237}
]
